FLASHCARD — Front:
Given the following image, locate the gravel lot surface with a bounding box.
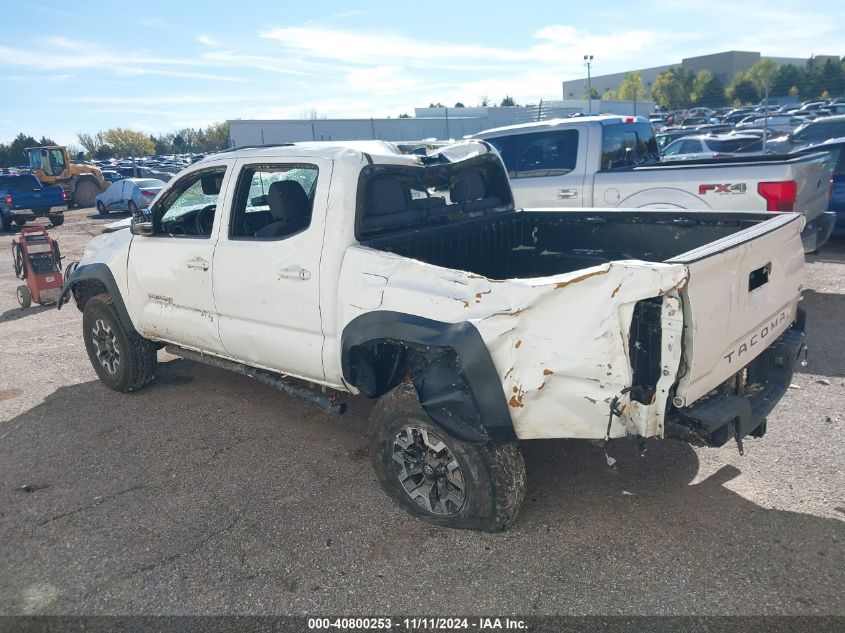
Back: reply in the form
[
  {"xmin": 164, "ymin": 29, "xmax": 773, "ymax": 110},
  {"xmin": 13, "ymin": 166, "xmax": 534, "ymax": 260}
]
[{"xmin": 0, "ymin": 208, "xmax": 842, "ymax": 616}]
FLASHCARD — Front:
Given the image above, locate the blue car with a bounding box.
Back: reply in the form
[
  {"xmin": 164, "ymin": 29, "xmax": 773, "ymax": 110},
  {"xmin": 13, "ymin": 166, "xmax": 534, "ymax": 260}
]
[
  {"xmin": 94, "ymin": 178, "xmax": 165, "ymax": 216},
  {"xmin": 794, "ymin": 138, "xmax": 845, "ymax": 237}
]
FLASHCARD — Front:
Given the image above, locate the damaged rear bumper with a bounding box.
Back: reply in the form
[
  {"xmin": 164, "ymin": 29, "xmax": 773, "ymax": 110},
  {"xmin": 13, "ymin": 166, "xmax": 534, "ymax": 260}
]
[{"xmin": 667, "ymin": 310, "xmax": 805, "ymax": 447}]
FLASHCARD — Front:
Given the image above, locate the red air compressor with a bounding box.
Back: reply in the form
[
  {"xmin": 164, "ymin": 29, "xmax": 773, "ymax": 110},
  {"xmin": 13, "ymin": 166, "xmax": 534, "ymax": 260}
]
[{"xmin": 11, "ymin": 226, "xmax": 64, "ymax": 308}]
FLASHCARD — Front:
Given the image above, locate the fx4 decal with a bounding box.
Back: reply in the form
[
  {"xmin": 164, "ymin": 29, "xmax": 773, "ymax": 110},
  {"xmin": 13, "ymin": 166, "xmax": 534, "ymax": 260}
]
[{"xmin": 699, "ymin": 183, "xmax": 747, "ymax": 195}]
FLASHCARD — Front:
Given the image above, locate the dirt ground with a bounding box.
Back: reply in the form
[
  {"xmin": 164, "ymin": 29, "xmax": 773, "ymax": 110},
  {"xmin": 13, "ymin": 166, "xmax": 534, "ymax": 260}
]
[{"xmin": 0, "ymin": 208, "xmax": 843, "ymax": 616}]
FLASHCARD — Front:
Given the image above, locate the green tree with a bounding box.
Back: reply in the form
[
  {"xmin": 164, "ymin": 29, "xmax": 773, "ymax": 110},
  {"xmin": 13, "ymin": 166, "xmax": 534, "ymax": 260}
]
[
  {"xmin": 618, "ymin": 71, "xmax": 647, "ymax": 101},
  {"xmin": 454, "ymin": 102, "xmax": 465, "ymax": 108},
  {"xmin": 818, "ymin": 58, "xmax": 844, "ymax": 97},
  {"xmin": 696, "ymin": 75, "xmax": 727, "ymax": 107},
  {"xmin": 5, "ymin": 133, "xmax": 39, "ymax": 166},
  {"xmin": 582, "ymin": 87, "xmax": 599, "ymax": 100},
  {"xmin": 200, "ymin": 122, "xmax": 230, "ymax": 152},
  {"xmin": 691, "ymin": 69, "xmax": 713, "ymax": 104},
  {"xmin": 746, "ymin": 59, "xmax": 779, "ymax": 95},
  {"xmin": 727, "ymin": 77, "xmax": 759, "ymax": 104},
  {"xmin": 602, "ymin": 89, "xmax": 619, "ymax": 100},
  {"xmin": 500, "ymin": 95, "xmax": 516, "ymax": 106},
  {"xmin": 77, "ymin": 131, "xmax": 109, "ymax": 158},
  {"xmin": 771, "ymin": 64, "xmax": 803, "ymax": 96},
  {"xmin": 398, "ymin": 113, "xmax": 411, "ymax": 118},
  {"xmin": 102, "ymin": 128, "xmax": 155, "ymax": 157},
  {"xmin": 651, "ymin": 67, "xmax": 695, "ymax": 109}
]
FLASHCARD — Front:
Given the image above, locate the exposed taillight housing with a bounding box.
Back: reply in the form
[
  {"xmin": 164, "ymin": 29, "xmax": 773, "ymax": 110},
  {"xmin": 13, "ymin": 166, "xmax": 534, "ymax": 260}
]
[
  {"xmin": 4, "ymin": 193, "xmax": 12, "ymax": 206},
  {"xmin": 757, "ymin": 180, "xmax": 797, "ymax": 212},
  {"xmin": 141, "ymin": 190, "xmax": 156, "ymax": 197},
  {"xmin": 61, "ymin": 190, "xmax": 68, "ymax": 202}
]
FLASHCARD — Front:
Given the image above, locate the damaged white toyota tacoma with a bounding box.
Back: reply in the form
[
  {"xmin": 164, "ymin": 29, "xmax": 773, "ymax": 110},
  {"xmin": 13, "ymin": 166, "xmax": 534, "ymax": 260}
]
[{"xmin": 60, "ymin": 140, "xmax": 807, "ymax": 531}]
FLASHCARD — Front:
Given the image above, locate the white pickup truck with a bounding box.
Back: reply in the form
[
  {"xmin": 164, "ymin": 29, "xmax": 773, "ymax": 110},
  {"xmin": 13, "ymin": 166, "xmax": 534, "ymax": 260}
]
[
  {"xmin": 474, "ymin": 115, "xmax": 836, "ymax": 252},
  {"xmin": 60, "ymin": 140, "xmax": 807, "ymax": 531}
]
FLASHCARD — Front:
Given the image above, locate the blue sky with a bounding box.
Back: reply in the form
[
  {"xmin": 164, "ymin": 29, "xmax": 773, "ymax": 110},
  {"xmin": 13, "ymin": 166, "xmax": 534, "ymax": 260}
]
[{"xmin": 2, "ymin": 0, "xmax": 843, "ymax": 145}]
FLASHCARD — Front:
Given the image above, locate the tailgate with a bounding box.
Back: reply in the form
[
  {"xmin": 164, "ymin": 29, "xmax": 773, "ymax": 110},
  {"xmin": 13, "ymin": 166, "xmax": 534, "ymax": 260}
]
[
  {"xmin": 792, "ymin": 153, "xmax": 834, "ymax": 221},
  {"xmin": 668, "ymin": 213, "xmax": 805, "ymax": 406}
]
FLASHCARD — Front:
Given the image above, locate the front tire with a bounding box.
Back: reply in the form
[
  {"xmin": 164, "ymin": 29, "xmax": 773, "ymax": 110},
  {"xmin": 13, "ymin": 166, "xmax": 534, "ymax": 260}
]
[
  {"xmin": 369, "ymin": 382, "xmax": 526, "ymax": 532},
  {"xmin": 96, "ymin": 201, "xmax": 107, "ymax": 215},
  {"xmin": 17, "ymin": 285, "xmax": 32, "ymax": 308},
  {"xmin": 127, "ymin": 200, "xmax": 139, "ymax": 216},
  {"xmin": 82, "ymin": 294, "xmax": 157, "ymax": 392},
  {"xmin": 72, "ymin": 180, "xmax": 99, "ymax": 208}
]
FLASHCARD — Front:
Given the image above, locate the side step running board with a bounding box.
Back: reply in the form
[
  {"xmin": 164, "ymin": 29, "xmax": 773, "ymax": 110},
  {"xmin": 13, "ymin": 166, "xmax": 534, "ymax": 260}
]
[{"xmin": 164, "ymin": 345, "xmax": 347, "ymax": 415}]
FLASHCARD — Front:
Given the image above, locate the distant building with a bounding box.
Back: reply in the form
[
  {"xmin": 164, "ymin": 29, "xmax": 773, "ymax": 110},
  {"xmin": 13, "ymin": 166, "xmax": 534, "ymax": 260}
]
[
  {"xmin": 228, "ymin": 101, "xmax": 655, "ymax": 147},
  {"xmin": 562, "ymin": 50, "xmax": 814, "ymax": 99}
]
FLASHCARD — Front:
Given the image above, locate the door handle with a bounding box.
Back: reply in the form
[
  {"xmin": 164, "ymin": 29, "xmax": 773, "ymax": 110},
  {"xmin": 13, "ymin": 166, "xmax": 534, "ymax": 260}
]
[
  {"xmin": 186, "ymin": 257, "xmax": 209, "ymax": 271},
  {"xmin": 278, "ymin": 266, "xmax": 311, "ymax": 281},
  {"xmin": 557, "ymin": 188, "xmax": 578, "ymax": 200}
]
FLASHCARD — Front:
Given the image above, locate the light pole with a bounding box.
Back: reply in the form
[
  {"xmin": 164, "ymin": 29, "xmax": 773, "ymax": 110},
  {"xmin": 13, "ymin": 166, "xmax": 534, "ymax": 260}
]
[{"xmin": 584, "ymin": 54, "xmax": 594, "ymax": 114}]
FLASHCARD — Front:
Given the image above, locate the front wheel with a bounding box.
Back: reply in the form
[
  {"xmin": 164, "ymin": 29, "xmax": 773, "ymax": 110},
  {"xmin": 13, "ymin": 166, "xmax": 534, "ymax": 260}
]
[
  {"xmin": 96, "ymin": 201, "xmax": 107, "ymax": 215},
  {"xmin": 72, "ymin": 180, "xmax": 99, "ymax": 208},
  {"xmin": 127, "ymin": 200, "xmax": 139, "ymax": 216},
  {"xmin": 82, "ymin": 293, "xmax": 157, "ymax": 392},
  {"xmin": 17, "ymin": 285, "xmax": 32, "ymax": 308},
  {"xmin": 369, "ymin": 382, "xmax": 526, "ymax": 532}
]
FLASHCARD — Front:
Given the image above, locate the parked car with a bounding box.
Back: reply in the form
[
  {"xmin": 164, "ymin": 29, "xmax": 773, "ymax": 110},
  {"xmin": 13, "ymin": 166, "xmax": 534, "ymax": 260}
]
[
  {"xmin": 661, "ymin": 134, "xmax": 763, "ymax": 161},
  {"xmin": 95, "ymin": 178, "xmax": 165, "ymax": 215},
  {"xmin": 0, "ymin": 173, "xmax": 68, "ymax": 231},
  {"xmin": 734, "ymin": 115, "xmax": 800, "ymax": 134},
  {"xmin": 60, "ymin": 140, "xmax": 807, "ymax": 531},
  {"xmin": 474, "ymin": 116, "xmax": 834, "ymax": 252},
  {"xmin": 766, "ymin": 115, "xmax": 845, "ymax": 152},
  {"xmin": 101, "ymin": 170, "xmax": 123, "ymax": 184},
  {"xmin": 116, "ymin": 166, "xmax": 174, "ymax": 181},
  {"xmin": 792, "ymin": 137, "xmax": 845, "ymax": 237}
]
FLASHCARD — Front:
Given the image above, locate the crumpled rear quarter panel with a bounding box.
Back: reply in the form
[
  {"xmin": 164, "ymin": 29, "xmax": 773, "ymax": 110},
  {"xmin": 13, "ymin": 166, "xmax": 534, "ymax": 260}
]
[{"xmin": 339, "ymin": 247, "xmax": 688, "ymax": 440}]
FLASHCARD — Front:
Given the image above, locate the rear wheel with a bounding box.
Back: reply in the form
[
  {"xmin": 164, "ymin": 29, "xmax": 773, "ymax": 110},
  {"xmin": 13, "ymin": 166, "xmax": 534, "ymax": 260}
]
[
  {"xmin": 17, "ymin": 285, "xmax": 32, "ymax": 308},
  {"xmin": 96, "ymin": 201, "xmax": 107, "ymax": 215},
  {"xmin": 72, "ymin": 180, "xmax": 99, "ymax": 208},
  {"xmin": 13, "ymin": 217, "xmax": 28, "ymax": 227},
  {"xmin": 48, "ymin": 213, "xmax": 64, "ymax": 227},
  {"xmin": 369, "ymin": 382, "xmax": 526, "ymax": 532},
  {"xmin": 0, "ymin": 213, "xmax": 6, "ymax": 233},
  {"xmin": 82, "ymin": 293, "xmax": 157, "ymax": 392}
]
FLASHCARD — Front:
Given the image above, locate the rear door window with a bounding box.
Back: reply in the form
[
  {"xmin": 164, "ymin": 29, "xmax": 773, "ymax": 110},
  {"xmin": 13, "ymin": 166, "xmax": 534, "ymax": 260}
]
[
  {"xmin": 487, "ymin": 129, "xmax": 579, "ymax": 178},
  {"xmin": 601, "ymin": 122, "xmax": 660, "ymax": 169}
]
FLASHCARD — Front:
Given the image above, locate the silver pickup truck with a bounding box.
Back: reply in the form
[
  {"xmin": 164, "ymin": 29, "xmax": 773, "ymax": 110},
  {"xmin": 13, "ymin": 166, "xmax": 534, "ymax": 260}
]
[
  {"xmin": 60, "ymin": 140, "xmax": 807, "ymax": 531},
  {"xmin": 474, "ymin": 116, "xmax": 835, "ymax": 252}
]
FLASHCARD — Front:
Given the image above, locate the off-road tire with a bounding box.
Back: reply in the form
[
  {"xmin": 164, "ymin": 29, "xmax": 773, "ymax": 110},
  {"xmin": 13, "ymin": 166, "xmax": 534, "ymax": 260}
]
[
  {"xmin": 73, "ymin": 180, "xmax": 99, "ymax": 208},
  {"xmin": 48, "ymin": 213, "xmax": 64, "ymax": 227},
  {"xmin": 370, "ymin": 382, "xmax": 526, "ymax": 532},
  {"xmin": 17, "ymin": 285, "xmax": 32, "ymax": 308},
  {"xmin": 96, "ymin": 201, "xmax": 107, "ymax": 215},
  {"xmin": 82, "ymin": 293, "xmax": 157, "ymax": 392}
]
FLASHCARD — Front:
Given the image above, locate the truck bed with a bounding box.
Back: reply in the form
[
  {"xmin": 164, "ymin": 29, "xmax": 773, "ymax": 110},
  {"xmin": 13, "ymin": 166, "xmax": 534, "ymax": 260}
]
[{"xmin": 362, "ymin": 209, "xmax": 780, "ymax": 279}]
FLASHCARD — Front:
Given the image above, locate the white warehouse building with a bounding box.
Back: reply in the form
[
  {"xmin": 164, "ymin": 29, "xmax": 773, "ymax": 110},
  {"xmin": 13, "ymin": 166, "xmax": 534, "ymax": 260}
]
[{"xmin": 228, "ymin": 101, "xmax": 655, "ymax": 147}]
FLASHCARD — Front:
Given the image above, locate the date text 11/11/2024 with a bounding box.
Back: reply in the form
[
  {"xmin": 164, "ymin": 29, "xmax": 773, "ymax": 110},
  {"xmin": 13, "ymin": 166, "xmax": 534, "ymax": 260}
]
[{"xmin": 307, "ymin": 617, "xmax": 528, "ymax": 630}]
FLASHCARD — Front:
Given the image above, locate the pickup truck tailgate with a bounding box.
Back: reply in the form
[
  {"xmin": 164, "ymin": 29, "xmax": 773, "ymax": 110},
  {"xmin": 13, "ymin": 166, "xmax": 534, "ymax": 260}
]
[{"xmin": 669, "ymin": 212, "xmax": 806, "ymax": 406}]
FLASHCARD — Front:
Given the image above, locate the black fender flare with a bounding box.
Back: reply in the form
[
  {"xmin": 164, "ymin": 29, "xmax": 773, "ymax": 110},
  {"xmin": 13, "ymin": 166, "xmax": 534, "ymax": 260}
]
[
  {"xmin": 341, "ymin": 311, "xmax": 515, "ymax": 443},
  {"xmin": 57, "ymin": 262, "xmax": 137, "ymax": 334}
]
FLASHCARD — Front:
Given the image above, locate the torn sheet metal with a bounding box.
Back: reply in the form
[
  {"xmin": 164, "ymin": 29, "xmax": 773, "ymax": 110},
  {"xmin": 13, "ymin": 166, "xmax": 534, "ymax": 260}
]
[{"xmin": 339, "ymin": 246, "xmax": 689, "ymax": 440}]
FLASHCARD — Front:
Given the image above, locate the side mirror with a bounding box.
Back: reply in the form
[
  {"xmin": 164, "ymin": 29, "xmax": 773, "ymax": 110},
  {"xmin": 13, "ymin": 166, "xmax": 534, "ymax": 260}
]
[{"xmin": 130, "ymin": 221, "xmax": 154, "ymax": 237}]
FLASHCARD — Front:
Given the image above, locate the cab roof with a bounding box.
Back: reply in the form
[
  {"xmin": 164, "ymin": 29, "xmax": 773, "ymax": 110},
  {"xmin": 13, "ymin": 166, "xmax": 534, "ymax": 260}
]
[
  {"xmin": 472, "ymin": 114, "xmax": 651, "ymax": 137},
  {"xmin": 205, "ymin": 140, "xmax": 496, "ymax": 167}
]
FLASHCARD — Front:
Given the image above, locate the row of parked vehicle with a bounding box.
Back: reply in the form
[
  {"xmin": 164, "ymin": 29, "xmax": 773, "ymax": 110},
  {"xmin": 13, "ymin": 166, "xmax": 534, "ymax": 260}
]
[{"xmin": 652, "ymin": 98, "xmax": 845, "ymax": 161}]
